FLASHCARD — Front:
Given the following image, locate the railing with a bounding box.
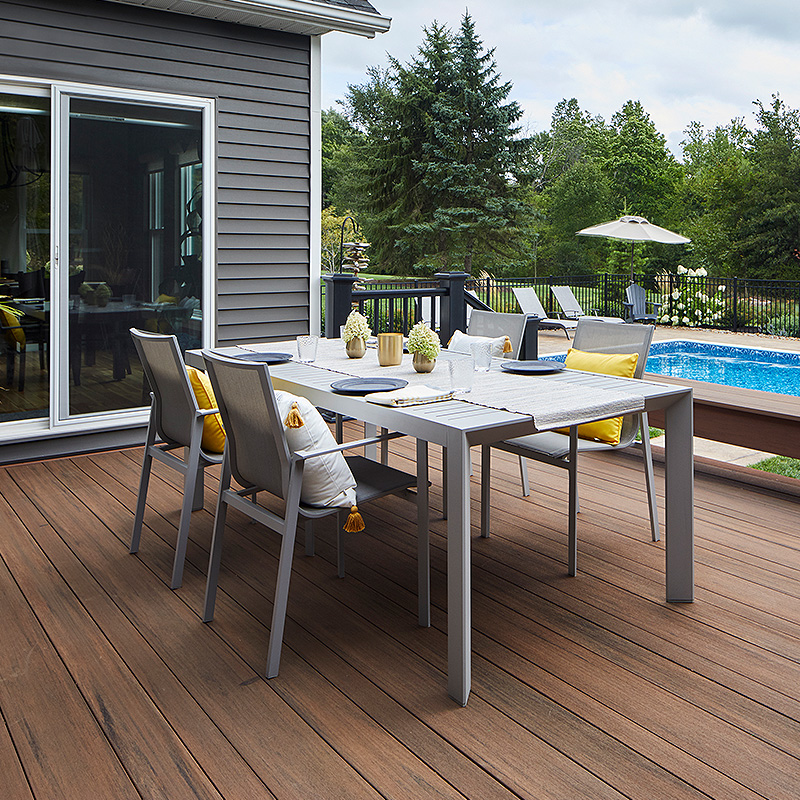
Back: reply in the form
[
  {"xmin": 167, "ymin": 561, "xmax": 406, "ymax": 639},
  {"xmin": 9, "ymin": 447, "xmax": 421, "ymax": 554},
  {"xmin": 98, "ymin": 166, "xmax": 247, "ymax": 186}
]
[{"xmin": 323, "ymin": 272, "xmax": 800, "ymax": 340}]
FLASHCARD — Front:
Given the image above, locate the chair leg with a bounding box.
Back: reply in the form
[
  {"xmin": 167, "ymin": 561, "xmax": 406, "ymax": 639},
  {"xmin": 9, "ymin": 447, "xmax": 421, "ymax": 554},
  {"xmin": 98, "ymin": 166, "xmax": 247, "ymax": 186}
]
[
  {"xmin": 336, "ymin": 509, "xmax": 346, "ymax": 578},
  {"xmin": 567, "ymin": 427, "xmax": 579, "ymax": 576},
  {"xmin": 417, "ymin": 438, "xmax": 430, "ymax": 626},
  {"xmin": 441, "ymin": 445, "xmax": 448, "ymax": 519},
  {"xmin": 170, "ymin": 423, "xmax": 204, "ymax": 589},
  {"xmin": 518, "ymin": 455, "xmax": 530, "ymax": 497},
  {"xmin": 203, "ymin": 452, "xmax": 232, "ymax": 622},
  {"xmin": 265, "ymin": 467, "xmax": 303, "ymax": 679},
  {"xmin": 640, "ymin": 413, "xmax": 661, "ymax": 542},
  {"xmin": 480, "ymin": 444, "xmax": 491, "ymax": 538},
  {"xmin": 130, "ymin": 414, "xmax": 157, "ymax": 554}
]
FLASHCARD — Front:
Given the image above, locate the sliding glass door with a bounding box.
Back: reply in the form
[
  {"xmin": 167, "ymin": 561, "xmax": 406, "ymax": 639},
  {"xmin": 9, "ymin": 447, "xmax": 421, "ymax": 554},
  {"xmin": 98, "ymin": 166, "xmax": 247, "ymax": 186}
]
[{"xmin": 0, "ymin": 80, "xmax": 212, "ymax": 436}]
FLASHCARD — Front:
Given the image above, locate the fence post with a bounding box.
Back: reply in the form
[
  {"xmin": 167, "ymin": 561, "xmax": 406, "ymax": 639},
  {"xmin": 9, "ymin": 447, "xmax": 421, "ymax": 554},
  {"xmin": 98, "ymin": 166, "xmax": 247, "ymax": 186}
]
[
  {"xmin": 436, "ymin": 271, "xmax": 469, "ymax": 345},
  {"xmin": 322, "ymin": 273, "xmax": 356, "ymax": 338},
  {"xmin": 732, "ymin": 277, "xmax": 739, "ymax": 332},
  {"xmin": 602, "ymin": 272, "xmax": 609, "ymax": 316}
]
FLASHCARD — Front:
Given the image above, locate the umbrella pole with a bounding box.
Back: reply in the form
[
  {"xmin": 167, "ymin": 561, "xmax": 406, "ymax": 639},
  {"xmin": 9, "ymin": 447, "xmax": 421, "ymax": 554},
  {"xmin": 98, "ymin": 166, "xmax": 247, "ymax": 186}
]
[{"xmin": 629, "ymin": 241, "xmax": 635, "ymax": 283}]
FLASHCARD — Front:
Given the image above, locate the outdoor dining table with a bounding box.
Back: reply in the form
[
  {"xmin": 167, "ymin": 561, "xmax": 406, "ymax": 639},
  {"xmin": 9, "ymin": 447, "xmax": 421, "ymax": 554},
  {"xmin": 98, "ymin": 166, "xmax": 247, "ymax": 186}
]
[{"xmin": 187, "ymin": 338, "xmax": 694, "ymax": 706}]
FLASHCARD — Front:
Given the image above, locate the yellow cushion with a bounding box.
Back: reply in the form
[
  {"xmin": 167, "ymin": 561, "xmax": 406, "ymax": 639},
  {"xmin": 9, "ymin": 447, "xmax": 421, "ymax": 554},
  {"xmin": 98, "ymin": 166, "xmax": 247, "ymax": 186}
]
[
  {"xmin": 186, "ymin": 367, "xmax": 226, "ymax": 453},
  {"xmin": 0, "ymin": 308, "xmax": 25, "ymax": 346},
  {"xmin": 559, "ymin": 348, "xmax": 639, "ymax": 445}
]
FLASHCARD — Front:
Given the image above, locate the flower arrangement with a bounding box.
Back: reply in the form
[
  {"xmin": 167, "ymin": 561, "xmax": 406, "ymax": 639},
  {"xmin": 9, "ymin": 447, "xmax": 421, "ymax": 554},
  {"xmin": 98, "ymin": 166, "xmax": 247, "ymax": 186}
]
[
  {"xmin": 406, "ymin": 321, "xmax": 441, "ymax": 360},
  {"xmin": 342, "ymin": 309, "xmax": 371, "ymax": 342},
  {"xmin": 660, "ymin": 265, "xmax": 726, "ymax": 327}
]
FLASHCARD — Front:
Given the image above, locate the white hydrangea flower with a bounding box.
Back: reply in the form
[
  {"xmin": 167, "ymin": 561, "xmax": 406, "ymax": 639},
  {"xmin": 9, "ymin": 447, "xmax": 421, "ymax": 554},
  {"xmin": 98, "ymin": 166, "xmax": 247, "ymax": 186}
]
[
  {"xmin": 671, "ymin": 315, "xmax": 679, "ymax": 324},
  {"xmin": 697, "ymin": 267, "xmax": 708, "ymax": 276},
  {"xmin": 671, "ymin": 290, "xmax": 680, "ymax": 300},
  {"xmin": 660, "ymin": 314, "xmax": 670, "ymax": 323},
  {"xmin": 677, "ymin": 302, "xmax": 685, "ymax": 310},
  {"xmin": 677, "ymin": 265, "xmax": 687, "ymax": 274},
  {"xmin": 682, "ymin": 316, "xmax": 690, "ymax": 324},
  {"xmin": 717, "ymin": 285, "xmax": 726, "ymax": 292}
]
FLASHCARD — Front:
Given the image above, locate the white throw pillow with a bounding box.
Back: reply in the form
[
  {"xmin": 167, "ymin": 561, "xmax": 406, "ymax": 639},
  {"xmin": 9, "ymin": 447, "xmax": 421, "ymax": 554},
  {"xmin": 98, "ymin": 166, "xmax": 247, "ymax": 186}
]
[
  {"xmin": 274, "ymin": 390, "xmax": 357, "ymax": 508},
  {"xmin": 448, "ymin": 329, "xmax": 510, "ymax": 358}
]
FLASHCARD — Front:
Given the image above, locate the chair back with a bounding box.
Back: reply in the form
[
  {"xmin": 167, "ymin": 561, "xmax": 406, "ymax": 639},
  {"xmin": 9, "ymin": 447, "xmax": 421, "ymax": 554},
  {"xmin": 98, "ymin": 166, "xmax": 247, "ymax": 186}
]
[
  {"xmin": 130, "ymin": 328, "xmax": 200, "ymax": 448},
  {"xmin": 551, "ymin": 286, "xmax": 584, "ymax": 318},
  {"xmin": 625, "ymin": 283, "xmax": 649, "ymax": 317},
  {"xmin": 571, "ymin": 319, "xmax": 654, "ymax": 446},
  {"xmin": 201, "ymin": 351, "xmax": 290, "ymax": 499},
  {"xmin": 512, "ymin": 286, "xmax": 547, "ymax": 318},
  {"xmin": 467, "ymin": 310, "xmax": 527, "ymax": 359}
]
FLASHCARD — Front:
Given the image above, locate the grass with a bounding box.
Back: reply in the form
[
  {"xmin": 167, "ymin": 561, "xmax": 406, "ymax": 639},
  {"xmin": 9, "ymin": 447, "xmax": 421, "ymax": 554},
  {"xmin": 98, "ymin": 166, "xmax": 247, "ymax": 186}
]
[{"xmin": 751, "ymin": 456, "xmax": 800, "ymax": 479}]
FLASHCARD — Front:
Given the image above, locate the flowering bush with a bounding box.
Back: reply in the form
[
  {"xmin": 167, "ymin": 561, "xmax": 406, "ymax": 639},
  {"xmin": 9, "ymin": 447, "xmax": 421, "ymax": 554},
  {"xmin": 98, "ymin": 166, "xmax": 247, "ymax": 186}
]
[
  {"xmin": 406, "ymin": 321, "xmax": 441, "ymax": 360},
  {"xmin": 659, "ymin": 266, "xmax": 726, "ymax": 327},
  {"xmin": 342, "ymin": 310, "xmax": 371, "ymax": 342}
]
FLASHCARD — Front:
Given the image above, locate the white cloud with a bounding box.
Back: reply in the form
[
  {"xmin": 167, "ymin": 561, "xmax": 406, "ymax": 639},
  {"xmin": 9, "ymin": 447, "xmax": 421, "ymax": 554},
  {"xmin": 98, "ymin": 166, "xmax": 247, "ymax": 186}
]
[{"xmin": 322, "ymin": 1, "xmax": 800, "ymax": 156}]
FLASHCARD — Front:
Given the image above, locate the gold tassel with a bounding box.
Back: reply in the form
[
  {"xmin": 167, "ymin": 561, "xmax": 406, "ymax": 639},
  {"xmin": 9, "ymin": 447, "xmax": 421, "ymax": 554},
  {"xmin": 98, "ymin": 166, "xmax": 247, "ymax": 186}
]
[
  {"xmin": 502, "ymin": 336, "xmax": 512, "ymax": 353},
  {"xmin": 343, "ymin": 504, "xmax": 365, "ymax": 533},
  {"xmin": 284, "ymin": 401, "xmax": 304, "ymax": 428}
]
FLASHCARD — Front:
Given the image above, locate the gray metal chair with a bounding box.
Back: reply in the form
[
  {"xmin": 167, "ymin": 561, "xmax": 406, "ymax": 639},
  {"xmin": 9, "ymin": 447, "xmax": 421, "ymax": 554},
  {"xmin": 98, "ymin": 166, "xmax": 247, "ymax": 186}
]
[
  {"xmin": 512, "ymin": 286, "xmax": 578, "ymax": 339},
  {"xmin": 481, "ymin": 320, "xmax": 659, "ymax": 576},
  {"xmin": 551, "ymin": 285, "xmax": 624, "ymax": 324},
  {"xmin": 129, "ymin": 328, "xmax": 224, "ymax": 589},
  {"xmin": 200, "ymin": 350, "xmax": 428, "ymax": 678},
  {"xmin": 624, "ymin": 283, "xmax": 662, "ymax": 324},
  {"xmin": 465, "ymin": 309, "xmax": 528, "ymax": 358}
]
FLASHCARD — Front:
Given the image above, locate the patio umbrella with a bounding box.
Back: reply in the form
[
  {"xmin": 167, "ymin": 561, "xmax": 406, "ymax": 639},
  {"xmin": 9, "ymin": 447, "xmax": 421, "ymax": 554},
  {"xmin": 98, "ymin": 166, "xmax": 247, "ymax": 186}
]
[{"xmin": 576, "ymin": 215, "xmax": 690, "ymax": 280}]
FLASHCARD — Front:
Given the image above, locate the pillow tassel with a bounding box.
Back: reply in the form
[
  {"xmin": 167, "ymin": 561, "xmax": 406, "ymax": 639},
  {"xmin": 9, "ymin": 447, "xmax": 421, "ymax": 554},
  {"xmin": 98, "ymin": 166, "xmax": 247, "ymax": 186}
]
[
  {"xmin": 503, "ymin": 337, "xmax": 512, "ymax": 353},
  {"xmin": 284, "ymin": 401, "xmax": 305, "ymax": 428},
  {"xmin": 343, "ymin": 504, "xmax": 365, "ymax": 533}
]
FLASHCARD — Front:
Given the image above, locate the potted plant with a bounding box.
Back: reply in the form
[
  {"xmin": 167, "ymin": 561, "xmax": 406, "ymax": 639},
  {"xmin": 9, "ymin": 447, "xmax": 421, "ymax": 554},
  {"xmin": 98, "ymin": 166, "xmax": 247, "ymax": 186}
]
[
  {"xmin": 406, "ymin": 321, "xmax": 440, "ymax": 373},
  {"xmin": 342, "ymin": 309, "xmax": 371, "ymax": 358},
  {"xmin": 95, "ymin": 282, "xmax": 112, "ymax": 307}
]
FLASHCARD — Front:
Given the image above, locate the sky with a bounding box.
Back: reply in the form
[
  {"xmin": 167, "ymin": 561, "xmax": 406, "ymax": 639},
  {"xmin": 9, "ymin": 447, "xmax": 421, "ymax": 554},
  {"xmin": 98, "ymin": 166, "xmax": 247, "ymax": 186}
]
[{"xmin": 321, "ymin": 0, "xmax": 800, "ymax": 157}]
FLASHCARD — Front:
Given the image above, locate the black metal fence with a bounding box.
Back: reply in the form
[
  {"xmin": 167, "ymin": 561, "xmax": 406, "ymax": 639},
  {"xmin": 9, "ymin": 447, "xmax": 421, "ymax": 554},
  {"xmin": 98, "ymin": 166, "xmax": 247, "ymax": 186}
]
[
  {"xmin": 351, "ymin": 274, "xmax": 800, "ymax": 337},
  {"xmin": 322, "ymin": 272, "xmax": 800, "ymax": 338}
]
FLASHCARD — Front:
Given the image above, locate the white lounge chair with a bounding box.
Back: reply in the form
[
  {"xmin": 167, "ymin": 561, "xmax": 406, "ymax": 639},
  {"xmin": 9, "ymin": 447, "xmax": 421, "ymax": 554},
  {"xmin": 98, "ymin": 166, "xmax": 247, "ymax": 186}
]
[
  {"xmin": 551, "ymin": 285, "xmax": 624, "ymax": 324},
  {"xmin": 511, "ymin": 286, "xmax": 578, "ymax": 339}
]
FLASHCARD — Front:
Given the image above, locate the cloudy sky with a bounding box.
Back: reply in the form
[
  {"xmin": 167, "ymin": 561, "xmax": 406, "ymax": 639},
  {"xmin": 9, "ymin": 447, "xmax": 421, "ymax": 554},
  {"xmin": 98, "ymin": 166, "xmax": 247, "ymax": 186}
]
[{"xmin": 321, "ymin": 1, "xmax": 800, "ymax": 156}]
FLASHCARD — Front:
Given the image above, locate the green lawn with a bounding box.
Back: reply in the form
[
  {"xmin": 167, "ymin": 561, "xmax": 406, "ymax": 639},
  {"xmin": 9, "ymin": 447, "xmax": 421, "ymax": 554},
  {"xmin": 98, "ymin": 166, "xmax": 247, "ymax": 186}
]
[{"xmin": 751, "ymin": 456, "xmax": 800, "ymax": 479}]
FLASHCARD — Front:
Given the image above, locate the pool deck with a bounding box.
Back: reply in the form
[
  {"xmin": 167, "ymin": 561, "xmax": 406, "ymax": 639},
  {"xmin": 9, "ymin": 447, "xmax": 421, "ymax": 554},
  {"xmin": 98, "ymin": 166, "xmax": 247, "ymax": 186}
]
[{"xmin": 536, "ymin": 325, "xmax": 800, "ymax": 470}]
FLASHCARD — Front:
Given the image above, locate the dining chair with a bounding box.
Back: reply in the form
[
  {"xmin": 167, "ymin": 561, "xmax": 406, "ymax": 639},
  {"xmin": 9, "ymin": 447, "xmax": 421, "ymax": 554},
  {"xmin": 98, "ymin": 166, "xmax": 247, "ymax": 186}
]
[
  {"xmin": 200, "ymin": 350, "xmax": 427, "ymax": 678},
  {"xmin": 129, "ymin": 328, "xmax": 224, "ymax": 589},
  {"xmin": 511, "ymin": 286, "xmax": 577, "ymax": 339},
  {"xmin": 480, "ymin": 319, "xmax": 659, "ymax": 576},
  {"xmin": 461, "ymin": 309, "xmax": 528, "ymax": 359},
  {"xmin": 551, "ymin": 285, "xmax": 624, "ymax": 324}
]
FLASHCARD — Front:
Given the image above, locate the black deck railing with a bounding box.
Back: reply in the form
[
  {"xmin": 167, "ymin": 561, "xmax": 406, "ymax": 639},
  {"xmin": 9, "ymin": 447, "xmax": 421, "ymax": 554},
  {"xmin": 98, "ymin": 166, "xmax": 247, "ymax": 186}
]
[{"xmin": 322, "ymin": 272, "xmax": 800, "ymax": 339}]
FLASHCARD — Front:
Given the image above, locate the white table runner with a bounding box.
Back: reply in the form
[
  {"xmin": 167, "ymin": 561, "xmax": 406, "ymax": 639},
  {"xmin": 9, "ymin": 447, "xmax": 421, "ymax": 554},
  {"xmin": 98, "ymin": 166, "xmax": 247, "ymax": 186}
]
[{"xmin": 242, "ymin": 338, "xmax": 646, "ymax": 431}]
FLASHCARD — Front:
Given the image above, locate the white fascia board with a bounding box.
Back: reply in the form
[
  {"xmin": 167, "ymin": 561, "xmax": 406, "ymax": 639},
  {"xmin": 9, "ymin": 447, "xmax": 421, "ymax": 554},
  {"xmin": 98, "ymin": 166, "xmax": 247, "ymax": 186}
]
[{"xmin": 105, "ymin": 0, "xmax": 391, "ymax": 38}]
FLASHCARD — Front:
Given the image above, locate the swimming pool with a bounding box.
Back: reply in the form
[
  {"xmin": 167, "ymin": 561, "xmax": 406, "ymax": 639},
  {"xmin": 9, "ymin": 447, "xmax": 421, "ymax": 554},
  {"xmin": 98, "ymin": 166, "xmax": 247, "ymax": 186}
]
[{"xmin": 645, "ymin": 340, "xmax": 800, "ymax": 397}]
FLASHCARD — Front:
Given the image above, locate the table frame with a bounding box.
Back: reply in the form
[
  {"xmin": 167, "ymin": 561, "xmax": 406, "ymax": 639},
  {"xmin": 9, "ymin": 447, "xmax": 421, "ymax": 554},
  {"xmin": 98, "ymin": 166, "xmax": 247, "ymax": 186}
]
[{"xmin": 188, "ymin": 347, "xmax": 694, "ymax": 706}]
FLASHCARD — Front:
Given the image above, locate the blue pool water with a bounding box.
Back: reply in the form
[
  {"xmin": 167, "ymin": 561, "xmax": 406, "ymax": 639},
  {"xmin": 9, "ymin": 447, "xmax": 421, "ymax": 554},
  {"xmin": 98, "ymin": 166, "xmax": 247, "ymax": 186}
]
[
  {"xmin": 550, "ymin": 340, "xmax": 800, "ymax": 396},
  {"xmin": 644, "ymin": 340, "xmax": 800, "ymax": 396}
]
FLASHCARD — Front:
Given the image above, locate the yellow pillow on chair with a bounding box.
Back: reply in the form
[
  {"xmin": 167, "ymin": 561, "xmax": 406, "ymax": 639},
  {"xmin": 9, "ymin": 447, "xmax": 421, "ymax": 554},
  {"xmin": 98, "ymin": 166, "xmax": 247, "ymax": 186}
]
[
  {"xmin": 186, "ymin": 367, "xmax": 226, "ymax": 453},
  {"xmin": 558, "ymin": 348, "xmax": 639, "ymax": 445}
]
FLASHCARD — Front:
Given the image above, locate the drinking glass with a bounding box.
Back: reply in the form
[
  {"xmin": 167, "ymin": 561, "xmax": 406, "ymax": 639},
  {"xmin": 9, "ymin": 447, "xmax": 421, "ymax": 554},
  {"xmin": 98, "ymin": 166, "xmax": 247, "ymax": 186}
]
[
  {"xmin": 470, "ymin": 340, "xmax": 493, "ymax": 372},
  {"xmin": 296, "ymin": 334, "xmax": 319, "ymax": 363},
  {"xmin": 447, "ymin": 353, "xmax": 474, "ymax": 393}
]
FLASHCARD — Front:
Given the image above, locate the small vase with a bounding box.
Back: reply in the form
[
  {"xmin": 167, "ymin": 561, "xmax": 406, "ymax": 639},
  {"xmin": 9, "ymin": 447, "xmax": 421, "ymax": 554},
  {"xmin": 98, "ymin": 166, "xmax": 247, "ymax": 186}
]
[
  {"xmin": 345, "ymin": 337, "xmax": 367, "ymax": 358},
  {"xmin": 412, "ymin": 352, "xmax": 436, "ymax": 373}
]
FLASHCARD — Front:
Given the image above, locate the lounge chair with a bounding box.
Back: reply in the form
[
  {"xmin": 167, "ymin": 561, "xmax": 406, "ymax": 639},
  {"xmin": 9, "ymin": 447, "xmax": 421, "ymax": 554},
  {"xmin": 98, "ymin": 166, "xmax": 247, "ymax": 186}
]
[
  {"xmin": 481, "ymin": 319, "xmax": 660, "ymax": 576},
  {"xmin": 624, "ymin": 283, "xmax": 662, "ymax": 324},
  {"xmin": 550, "ymin": 285, "xmax": 624, "ymax": 324},
  {"xmin": 511, "ymin": 286, "xmax": 578, "ymax": 339}
]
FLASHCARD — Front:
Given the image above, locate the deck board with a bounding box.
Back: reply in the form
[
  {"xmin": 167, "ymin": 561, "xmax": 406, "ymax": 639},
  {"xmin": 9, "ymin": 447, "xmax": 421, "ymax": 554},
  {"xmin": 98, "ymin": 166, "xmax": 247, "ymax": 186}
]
[{"xmin": 1, "ymin": 434, "xmax": 798, "ymax": 800}]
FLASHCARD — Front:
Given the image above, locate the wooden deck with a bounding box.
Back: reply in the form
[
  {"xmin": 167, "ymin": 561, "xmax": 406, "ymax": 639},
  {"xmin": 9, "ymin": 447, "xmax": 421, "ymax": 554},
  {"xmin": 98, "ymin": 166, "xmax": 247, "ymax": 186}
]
[{"xmin": 1, "ymin": 434, "xmax": 799, "ymax": 800}]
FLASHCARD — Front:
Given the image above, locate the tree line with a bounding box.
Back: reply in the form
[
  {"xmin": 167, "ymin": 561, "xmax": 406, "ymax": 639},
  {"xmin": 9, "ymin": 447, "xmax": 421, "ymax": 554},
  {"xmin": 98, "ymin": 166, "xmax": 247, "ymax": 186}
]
[{"xmin": 323, "ymin": 13, "xmax": 800, "ymax": 282}]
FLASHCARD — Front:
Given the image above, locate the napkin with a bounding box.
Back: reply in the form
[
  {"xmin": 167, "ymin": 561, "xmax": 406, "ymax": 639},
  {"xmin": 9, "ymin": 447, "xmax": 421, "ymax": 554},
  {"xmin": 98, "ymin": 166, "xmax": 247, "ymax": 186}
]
[{"xmin": 364, "ymin": 385, "xmax": 454, "ymax": 406}]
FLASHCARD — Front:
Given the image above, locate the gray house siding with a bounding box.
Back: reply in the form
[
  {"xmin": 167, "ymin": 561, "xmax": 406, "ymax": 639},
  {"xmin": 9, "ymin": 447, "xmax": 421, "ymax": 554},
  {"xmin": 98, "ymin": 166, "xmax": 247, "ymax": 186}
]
[{"xmin": 0, "ymin": 0, "xmax": 313, "ymax": 345}]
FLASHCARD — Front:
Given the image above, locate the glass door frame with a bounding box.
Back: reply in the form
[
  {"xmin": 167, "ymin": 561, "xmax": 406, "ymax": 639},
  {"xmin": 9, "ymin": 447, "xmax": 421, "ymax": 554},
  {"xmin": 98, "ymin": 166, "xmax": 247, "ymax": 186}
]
[{"xmin": 51, "ymin": 82, "xmax": 215, "ymax": 432}]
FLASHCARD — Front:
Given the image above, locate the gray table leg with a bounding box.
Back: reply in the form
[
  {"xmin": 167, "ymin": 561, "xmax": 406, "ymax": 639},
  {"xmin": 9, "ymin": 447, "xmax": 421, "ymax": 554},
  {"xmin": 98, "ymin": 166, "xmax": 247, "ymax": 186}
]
[
  {"xmin": 364, "ymin": 422, "xmax": 378, "ymax": 460},
  {"xmin": 447, "ymin": 430, "xmax": 471, "ymax": 706},
  {"xmin": 664, "ymin": 391, "xmax": 694, "ymax": 602},
  {"xmin": 417, "ymin": 438, "xmax": 430, "ymax": 627}
]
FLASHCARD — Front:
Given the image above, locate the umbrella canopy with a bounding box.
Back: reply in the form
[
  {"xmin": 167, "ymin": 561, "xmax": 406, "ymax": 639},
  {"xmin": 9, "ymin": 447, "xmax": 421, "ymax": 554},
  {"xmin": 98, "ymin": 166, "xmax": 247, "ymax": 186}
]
[{"xmin": 577, "ymin": 215, "xmax": 690, "ymax": 279}]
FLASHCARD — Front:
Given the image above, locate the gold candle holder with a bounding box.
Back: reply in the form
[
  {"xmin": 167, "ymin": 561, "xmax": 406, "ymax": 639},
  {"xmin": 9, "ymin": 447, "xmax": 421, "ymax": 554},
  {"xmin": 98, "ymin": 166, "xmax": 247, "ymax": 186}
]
[{"xmin": 377, "ymin": 332, "xmax": 403, "ymax": 366}]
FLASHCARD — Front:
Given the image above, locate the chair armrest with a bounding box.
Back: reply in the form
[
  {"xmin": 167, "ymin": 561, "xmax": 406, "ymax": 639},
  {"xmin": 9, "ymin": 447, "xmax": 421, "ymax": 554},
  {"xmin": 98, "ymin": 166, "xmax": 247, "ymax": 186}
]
[
  {"xmin": 292, "ymin": 431, "xmax": 405, "ymax": 462},
  {"xmin": 648, "ymin": 300, "xmax": 663, "ymax": 311},
  {"xmin": 197, "ymin": 407, "xmax": 219, "ymax": 417},
  {"xmin": 622, "ymin": 301, "xmax": 633, "ymax": 311}
]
